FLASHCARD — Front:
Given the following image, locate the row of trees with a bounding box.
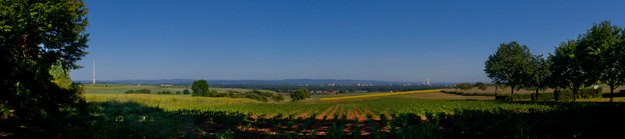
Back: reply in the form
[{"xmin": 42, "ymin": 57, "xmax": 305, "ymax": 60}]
[
  {"xmin": 485, "ymin": 21, "xmax": 625, "ymax": 102},
  {"xmin": 454, "ymin": 82, "xmax": 488, "ymax": 92},
  {"xmin": 124, "ymin": 89, "xmax": 151, "ymax": 94},
  {"xmin": 191, "ymin": 80, "xmax": 287, "ymax": 102}
]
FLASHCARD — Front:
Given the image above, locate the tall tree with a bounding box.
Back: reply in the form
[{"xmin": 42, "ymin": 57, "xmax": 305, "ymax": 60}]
[
  {"xmin": 525, "ymin": 55, "xmax": 551, "ymax": 101},
  {"xmin": 1, "ymin": 0, "xmax": 89, "ymax": 116},
  {"xmin": 578, "ymin": 21, "xmax": 625, "ymax": 103},
  {"xmin": 192, "ymin": 80, "xmax": 210, "ymax": 96},
  {"xmin": 550, "ymin": 40, "xmax": 600, "ymax": 102},
  {"xmin": 485, "ymin": 41, "xmax": 533, "ymax": 101}
]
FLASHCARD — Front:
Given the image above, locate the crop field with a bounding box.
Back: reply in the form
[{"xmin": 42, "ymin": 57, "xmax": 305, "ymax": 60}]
[
  {"xmin": 318, "ymin": 89, "xmax": 443, "ymax": 100},
  {"xmin": 75, "ymin": 87, "xmax": 625, "ymax": 138},
  {"xmin": 5, "ymin": 85, "xmax": 625, "ymax": 138}
]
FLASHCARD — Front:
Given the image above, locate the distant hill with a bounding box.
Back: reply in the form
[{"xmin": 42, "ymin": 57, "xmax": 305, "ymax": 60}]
[{"xmin": 74, "ymin": 79, "xmax": 452, "ymax": 86}]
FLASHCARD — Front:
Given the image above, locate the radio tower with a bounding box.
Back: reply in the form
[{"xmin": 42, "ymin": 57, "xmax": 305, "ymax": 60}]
[
  {"xmin": 92, "ymin": 54, "xmax": 95, "ymax": 84},
  {"xmin": 427, "ymin": 77, "xmax": 430, "ymax": 85}
]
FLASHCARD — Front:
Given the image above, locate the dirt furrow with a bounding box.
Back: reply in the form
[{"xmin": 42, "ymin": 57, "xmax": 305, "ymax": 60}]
[{"xmin": 315, "ymin": 105, "xmax": 335, "ymax": 120}]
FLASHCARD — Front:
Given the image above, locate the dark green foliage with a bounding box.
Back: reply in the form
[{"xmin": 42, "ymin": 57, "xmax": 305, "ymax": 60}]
[
  {"xmin": 531, "ymin": 93, "xmax": 554, "ymax": 101},
  {"xmin": 124, "ymin": 89, "xmax": 151, "ymax": 94},
  {"xmin": 182, "ymin": 89, "xmax": 190, "ymax": 95},
  {"xmin": 438, "ymin": 103, "xmax": 625, "ymax": 138},
  {"xmin": 289, "ymin": 88, "xmax": 310, "ymax": 101},
  {"xmin": 157, "ymin": 91, "xmax": 172, "ymax": 94},
  {"xmin": 578, "ymin": 21, "xmax": 625, "ymax": 103},
  {"xmin": 245, "ymin": 93, "xmax": 267, "ymax": 102},
  {"xmin": 191, "ymin": 80, "xmax": 211, "ymax": 96},
  {"xmin": 271, "ymin": 94, "xmax": 285, "ymax": 102},
  {"xmin": 495, "ymin": 93, "xmax": 555, "ymax": 101},
  {"xmin": 554, "ymin": 87, "xmax": 602, "ymax": 102},
  {"xmin": 477, "ymin": 83, "xmax": 487, "ymax": 91},
  {"xmin": 485, "ymin": 41, "xmax": 534, "ymax": 101},
  {"xmin": 474, "ymin": 82, "xmax": 485, "ymax": 87},
  {"xmin": 550, "ymin": 39, "xmax": 601, "ymax": 102},
  {"xmin": 455, "ymin": 83, "xmax": 473, "ymax": 90},
  {"xmin": 1, "ymin": 0, "xmax": 89, "ymax": 117},
  {"xmin": 176, "ymin": 91, "xmax": 181, "ymax": 95}
]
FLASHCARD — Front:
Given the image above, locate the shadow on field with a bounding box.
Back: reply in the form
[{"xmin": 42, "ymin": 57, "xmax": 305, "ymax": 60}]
[
  {"xmin": 440, "ymin": 101, "xmax": 625, "ymax": 138},
  {"xmin": 601, "ymin": 92, "xmax": 625, "ymax": 98},
  {"xmin": 2, "ymin": 100, "xmax": 625, "ymax": 138}
]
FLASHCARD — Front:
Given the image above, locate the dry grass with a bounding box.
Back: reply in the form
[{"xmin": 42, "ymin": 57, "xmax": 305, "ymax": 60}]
[
  {"xmin": 444, "ymin": 86, "xmax": 554, "ymax": 95},
  {"xmin": 392, "ymin": 92, "xmax": 495, "ymax": 100}
]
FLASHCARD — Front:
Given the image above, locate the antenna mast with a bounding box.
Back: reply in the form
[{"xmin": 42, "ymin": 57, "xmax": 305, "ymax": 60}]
[{"xmin": 92, "ymin": 54, "xmax": 95, "ymax": 85}]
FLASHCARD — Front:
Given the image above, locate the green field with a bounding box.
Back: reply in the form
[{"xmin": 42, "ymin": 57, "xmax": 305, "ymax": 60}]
[
  {"xmin": 83, "ymin": 84, "xmax": 276, "ymax": 94},
  {"xmin": 4, "ymin": 84, "xmax": 625, "ymax": 138}
]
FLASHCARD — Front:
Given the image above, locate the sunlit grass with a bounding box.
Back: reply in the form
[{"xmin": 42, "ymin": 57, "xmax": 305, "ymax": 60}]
[{"xmin": 318, "ymin": 89, "xmax": 443, "ymax": 100}]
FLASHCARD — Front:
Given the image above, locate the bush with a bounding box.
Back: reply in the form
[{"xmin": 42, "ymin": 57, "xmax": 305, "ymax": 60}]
[
  {"xmin": 124, "ymin": 89, "xmax": 151, "ymax": 94},
  {"xmin": 289, "ymin": 88, "xmax": 310, "ymax": 101},
  {"xmin": 555, "ymin": 87, "xmax": 602, "ymax": 102},
  {"xmin": 271, "ymin": 95, "xmax": 285, "ymax": 102},
  {"xmin": 183, "ymin": 89, "xmax": 190, "ymax": 95},
  {"xmin": 456, "ymin": 83, "xmax": 473, "ymax": 90},
  {"xmin": 245, "ymin": 93, "xmax": 268, "ymax": 102},
  {"xmin": 495, "ymin": 93, "xmax": 555, "ymax": 101},
  {"xmin": 531, "ymin": 93, "xmax": 554, "ymax": 101},
  {"xmin": 176, "ymin": 91, "xmax": 181, "ymax": 95}
]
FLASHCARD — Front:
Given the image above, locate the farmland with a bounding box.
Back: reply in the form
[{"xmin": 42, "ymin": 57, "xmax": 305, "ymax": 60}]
[{"xmin": 3, "ymin": 84, "xmax": 625, "ymax": 138}]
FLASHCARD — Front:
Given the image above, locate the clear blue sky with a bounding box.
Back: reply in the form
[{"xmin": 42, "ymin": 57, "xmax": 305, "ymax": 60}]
[{"xmin": 70, "ymin": 0, "xmax": 625, "ymax": 83}]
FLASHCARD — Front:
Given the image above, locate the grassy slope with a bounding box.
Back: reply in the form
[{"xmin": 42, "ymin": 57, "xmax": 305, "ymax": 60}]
[{"xmin": 84, "ymin": 84, "xmax": 275, "ymax": 94}]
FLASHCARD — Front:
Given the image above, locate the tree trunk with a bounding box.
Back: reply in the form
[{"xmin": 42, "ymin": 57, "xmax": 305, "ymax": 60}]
[
  {"xmin": 610, "ymin": 85, "xmax": 614, "ymax": 103},
  {"xmin": 511, "ymin": 86, "xmax": 515, "ymax": 101},
  {"xmin": 535, "ymin": 89, "xmax": 539, "ymax": 101},
  {"xmin": 495, "ymin": 84, "xmax": 498, "ymax": 96},
  {"xmin": 573, "ymin": 88, "xmax": 578, "ymax": 102}
]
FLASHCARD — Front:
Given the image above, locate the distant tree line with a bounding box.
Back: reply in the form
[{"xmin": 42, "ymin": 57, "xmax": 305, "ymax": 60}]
[
  {"xmin": 485, "ymin": 21, "xmax": 625, "ymax": 102},
  {"xmin": 124, "ymin": 89, "xmax": 152, "ymax": 94},
  {"xmin": 191, "ymin": 80, "xmax": 287, "ymax": 102},
  {"xmin": 209, "ymin": 84, "xmax": 446, "ymax": 94}
]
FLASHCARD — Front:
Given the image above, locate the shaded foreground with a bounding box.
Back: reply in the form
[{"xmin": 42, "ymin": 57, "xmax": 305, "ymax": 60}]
[{"xmin": 2, "ymin": 100, "xmax": 625, "ymax": 138}]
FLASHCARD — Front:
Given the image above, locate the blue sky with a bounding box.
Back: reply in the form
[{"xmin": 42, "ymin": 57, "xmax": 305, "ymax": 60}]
[{"xmin": 70, "ymin": 0, "xmax": 625, "ymax": 83}]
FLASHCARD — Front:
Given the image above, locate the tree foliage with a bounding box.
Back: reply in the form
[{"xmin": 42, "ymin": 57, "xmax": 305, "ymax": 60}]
[
  {"xmin": 289, "ymin": 88, "xmax": 310, "ymax": 101},
  {"xmin": 478, "ymin": 84, "xmax": 488, "ymax": 92},
  {"xmin": 578, "ymin": 21, "xmax": 625, "ymax": 102},
  {"xmin": 1, "ymin": 0, "xmax": 89, "ymax": 117},
  {"xmin": 525, "ymin": 55, "xmax": 551, "ymax": 101},
  {"xmin": 550, "ymin": 40, "xmax": 600, "ymax": 102},
  {"xmin": 271, "ymin": 94, "xmax": 285, "ymax": 102},
  {"xmin": 456, "ymin": 83, "xmax": 473, "ymax": 90},
  {"xmin": 485, "ymin": 41, "xmax": 533, "ymax": 101},
  {"xmin": 183, "ymin": 89, "xmax": 190, "ymax": 95},
  {"xmin": 192, "ymin": 80, "xmax": 210, "ymax": 96}
]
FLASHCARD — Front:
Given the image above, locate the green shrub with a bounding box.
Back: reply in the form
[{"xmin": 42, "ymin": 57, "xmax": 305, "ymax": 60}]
[
  {"xmin": 289, "ymin": 88, "xmax": 310, "ymax": 101},
  {"xmin": 245, "ymin": 93, "xmax": 268, "ymax": 102},
  {"xmin": 271, "ymin": 95, "xmax": 285, "ymax": 102},
  {"xmin": 531, "ymin": 93, "xmax": 554, "ymax": 101},
  {"xmin": 555, "ymin": 87, "xmax": 602, "ymax": 102}
]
